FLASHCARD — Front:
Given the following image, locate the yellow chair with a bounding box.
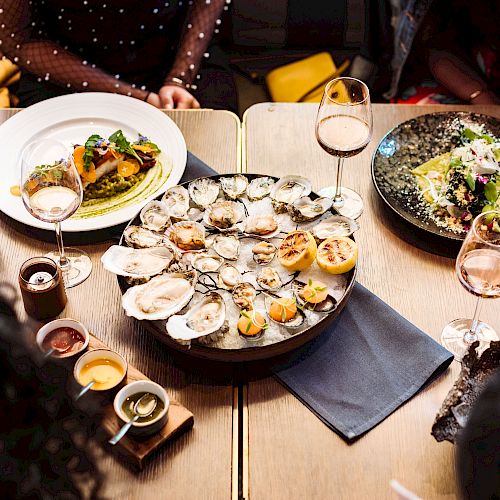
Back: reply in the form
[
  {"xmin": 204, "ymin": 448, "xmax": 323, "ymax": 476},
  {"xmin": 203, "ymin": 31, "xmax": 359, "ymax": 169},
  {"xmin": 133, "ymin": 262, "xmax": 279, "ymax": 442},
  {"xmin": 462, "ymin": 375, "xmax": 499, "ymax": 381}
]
[
  {"xmin": 0, "ymin": 58, "xmax": 21, "ymax": 107},
  {"xmin": 265, "ymin": 52, "xmax": 350, "ymax": 103}
]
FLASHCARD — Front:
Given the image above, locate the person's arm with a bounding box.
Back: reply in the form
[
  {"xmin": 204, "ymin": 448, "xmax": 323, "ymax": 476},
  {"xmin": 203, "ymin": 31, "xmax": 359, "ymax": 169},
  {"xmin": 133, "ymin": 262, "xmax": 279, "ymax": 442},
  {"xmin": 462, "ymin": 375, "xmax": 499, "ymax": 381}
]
[
  {"xmin": 0, "ymin": 1, "xmax": 158, "ymax": 104},
  {"xmin": 158, "ymin": 0, "xmax": 227, "ymax": 109},
  {"xmin": 428, "ymin": 49, "xmax": 500, "ymax": 104}
]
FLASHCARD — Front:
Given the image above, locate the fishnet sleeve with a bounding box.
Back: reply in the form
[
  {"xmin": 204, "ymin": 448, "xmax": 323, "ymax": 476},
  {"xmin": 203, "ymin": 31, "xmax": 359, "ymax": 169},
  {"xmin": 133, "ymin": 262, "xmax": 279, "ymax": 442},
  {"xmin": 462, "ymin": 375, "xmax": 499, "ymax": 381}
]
[
  {"xmin": 164, "ymin": 0, "xmax": 227, "ymax": 88},
  {"xmin": 0, "ymin": 0, "xmax": 149, "ymax": 100}
]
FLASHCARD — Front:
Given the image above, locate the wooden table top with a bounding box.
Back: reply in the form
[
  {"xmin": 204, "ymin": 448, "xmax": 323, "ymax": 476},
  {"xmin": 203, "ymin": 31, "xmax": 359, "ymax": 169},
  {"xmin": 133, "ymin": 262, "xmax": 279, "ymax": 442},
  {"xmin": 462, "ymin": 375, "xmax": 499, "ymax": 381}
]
[
  {"xmin": 242, "ymin": 103, "xmax": 500, "ymax": 500},
  {"xmin": 2, "ymin": 103, "xmax": 499, "ymax": 499},
  {"xmin": 0, "ymin": 108, "xmax": 240, "ymax": 499}
]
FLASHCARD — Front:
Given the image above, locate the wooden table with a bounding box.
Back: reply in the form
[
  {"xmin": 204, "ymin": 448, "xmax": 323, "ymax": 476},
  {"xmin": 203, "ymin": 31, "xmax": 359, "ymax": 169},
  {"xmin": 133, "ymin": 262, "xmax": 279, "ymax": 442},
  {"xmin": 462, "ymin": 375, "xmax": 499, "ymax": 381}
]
[
  {"xmin": 242, "ymin": 103, "xmax": 500, "ymax": 500},
  {"xmin": 0, "ymin": 108, "xmax": 240, "ymax": 499}
]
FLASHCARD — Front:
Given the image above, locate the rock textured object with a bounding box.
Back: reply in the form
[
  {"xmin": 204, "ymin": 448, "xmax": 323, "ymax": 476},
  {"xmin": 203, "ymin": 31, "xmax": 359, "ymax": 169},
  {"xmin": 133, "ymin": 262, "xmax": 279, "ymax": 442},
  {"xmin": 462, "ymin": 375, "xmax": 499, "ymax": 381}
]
[{"xmin": 431, "ymin": 341, "xmax": 500, "ymax": 443}]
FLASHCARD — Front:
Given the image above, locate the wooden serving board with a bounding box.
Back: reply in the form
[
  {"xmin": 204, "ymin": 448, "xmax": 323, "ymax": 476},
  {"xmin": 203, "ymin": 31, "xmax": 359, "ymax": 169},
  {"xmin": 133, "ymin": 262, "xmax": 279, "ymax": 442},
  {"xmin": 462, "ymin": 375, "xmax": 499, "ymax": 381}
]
[{"xmin": 88, "ymin": 334, "xmax": 194, "ymax": 469}]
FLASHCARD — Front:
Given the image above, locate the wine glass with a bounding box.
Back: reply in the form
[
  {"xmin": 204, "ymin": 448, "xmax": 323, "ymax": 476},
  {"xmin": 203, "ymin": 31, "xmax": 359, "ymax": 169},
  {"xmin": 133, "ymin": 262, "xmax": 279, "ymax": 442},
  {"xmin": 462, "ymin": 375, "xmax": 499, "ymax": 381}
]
[
  {"xmin": 315, "ymin": 77, "xmax": 372, "ymax": 219},
  {"xmin": 441, "ymin": 210, "xmax": 500, "ymax": 361},
  {"xmin": 20, "ymin": 139, "xmax": 92, "ymax": 288}
]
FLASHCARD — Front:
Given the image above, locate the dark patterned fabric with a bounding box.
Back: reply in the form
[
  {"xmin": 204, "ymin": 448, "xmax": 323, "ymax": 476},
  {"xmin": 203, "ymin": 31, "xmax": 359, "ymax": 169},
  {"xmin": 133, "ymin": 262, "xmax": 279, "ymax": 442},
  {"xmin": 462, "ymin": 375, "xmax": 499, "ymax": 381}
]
[{"xmin": 0, "ymin": 0, "xmax": 227, "ymax": 100}]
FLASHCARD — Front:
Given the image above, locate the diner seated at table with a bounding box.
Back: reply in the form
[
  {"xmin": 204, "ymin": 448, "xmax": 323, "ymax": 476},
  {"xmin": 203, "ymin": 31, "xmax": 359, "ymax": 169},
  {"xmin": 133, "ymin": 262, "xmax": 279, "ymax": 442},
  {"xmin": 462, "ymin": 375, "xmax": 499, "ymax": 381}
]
[{"xmin": 0, "ymin": 0, "xmax": 238, "ymax": 113}]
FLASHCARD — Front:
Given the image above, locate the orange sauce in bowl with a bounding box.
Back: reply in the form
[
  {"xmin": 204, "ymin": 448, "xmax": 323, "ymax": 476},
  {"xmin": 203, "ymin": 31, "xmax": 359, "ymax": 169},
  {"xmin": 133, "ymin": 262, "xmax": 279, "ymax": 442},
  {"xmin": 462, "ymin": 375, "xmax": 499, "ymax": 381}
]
[{"xmin": 78, "ymin": 358, "xmax": 125, "ymax": 390}]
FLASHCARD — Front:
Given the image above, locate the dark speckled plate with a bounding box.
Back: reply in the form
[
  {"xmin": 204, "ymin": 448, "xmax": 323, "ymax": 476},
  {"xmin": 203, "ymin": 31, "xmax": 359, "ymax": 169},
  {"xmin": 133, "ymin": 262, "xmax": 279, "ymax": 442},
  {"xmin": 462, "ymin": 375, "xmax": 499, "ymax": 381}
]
[{"xmin": 371, "ymin": 112, "xmax": 500, "ymax": 242}]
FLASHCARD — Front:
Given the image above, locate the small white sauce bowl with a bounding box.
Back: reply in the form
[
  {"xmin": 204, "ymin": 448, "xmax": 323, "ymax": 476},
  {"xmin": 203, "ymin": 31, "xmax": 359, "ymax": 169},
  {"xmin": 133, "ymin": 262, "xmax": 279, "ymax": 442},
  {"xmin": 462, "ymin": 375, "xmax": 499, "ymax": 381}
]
[
  {"xmin": 113, "ymin": 380, "xmax": 170, "ymax": 436},
  {"xmin": 73, "ymin": 348, "xmax": 128, "ymax": 392},
  {"xmin": 36, "ymin": 318, "xmax": 89, "ymax": 359}
]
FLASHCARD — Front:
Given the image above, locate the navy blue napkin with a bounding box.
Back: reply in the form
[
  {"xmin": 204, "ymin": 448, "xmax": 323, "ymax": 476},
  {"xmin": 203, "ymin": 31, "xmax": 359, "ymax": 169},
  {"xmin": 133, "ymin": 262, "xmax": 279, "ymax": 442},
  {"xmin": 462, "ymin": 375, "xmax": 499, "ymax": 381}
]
[
  {"xmin": 180, "ymin": 152, "xmax": 217, "ymax": 183},
  {"xmin": 274, "ymin": 282, "xmax": 454, "ymax": 441}
]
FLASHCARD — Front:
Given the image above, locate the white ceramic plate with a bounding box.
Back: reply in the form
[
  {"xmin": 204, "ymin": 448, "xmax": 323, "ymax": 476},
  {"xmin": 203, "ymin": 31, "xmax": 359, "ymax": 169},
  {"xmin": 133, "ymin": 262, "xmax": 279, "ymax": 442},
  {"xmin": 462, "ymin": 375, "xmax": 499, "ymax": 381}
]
[{"xmin": 0, "ymin": 92, "xmax": 187, "ymax": 231}]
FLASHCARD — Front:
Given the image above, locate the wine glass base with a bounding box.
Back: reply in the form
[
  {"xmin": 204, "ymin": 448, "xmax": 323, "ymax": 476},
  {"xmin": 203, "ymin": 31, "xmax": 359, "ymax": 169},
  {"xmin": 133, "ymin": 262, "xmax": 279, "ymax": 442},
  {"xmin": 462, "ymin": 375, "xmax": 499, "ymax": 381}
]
[
  {"xmin": 45, "ymin": 247, "xmax": 92, "ymax": 288},
  {"xmin": 317, "ymin": 186, "xmax": 363, "ymax": 219},
  {"xmin": 441, "ymin": 318, "xmax": 498, "ymax": 362}
]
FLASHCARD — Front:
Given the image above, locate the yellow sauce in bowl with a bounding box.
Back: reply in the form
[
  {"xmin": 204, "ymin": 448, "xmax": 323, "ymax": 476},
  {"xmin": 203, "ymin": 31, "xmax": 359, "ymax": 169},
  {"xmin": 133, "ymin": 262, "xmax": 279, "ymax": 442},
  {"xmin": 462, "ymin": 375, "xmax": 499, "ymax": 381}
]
[{"xmin": 78, "ymin": 358, "xmax": 125, "ymax": 390}]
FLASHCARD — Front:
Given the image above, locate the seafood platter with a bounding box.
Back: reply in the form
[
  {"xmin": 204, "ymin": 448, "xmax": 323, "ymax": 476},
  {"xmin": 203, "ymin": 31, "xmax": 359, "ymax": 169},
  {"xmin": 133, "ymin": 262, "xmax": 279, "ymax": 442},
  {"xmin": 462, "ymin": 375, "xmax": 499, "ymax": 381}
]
[{"xmin": 101, "ymin": 174, "xmax": 359, "ymax": 361}]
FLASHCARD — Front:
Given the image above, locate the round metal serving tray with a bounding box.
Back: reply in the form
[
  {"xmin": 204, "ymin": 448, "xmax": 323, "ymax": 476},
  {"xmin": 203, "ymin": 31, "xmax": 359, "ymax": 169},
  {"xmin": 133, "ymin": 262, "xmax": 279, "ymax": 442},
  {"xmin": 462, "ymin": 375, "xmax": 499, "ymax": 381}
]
[{"xmin": 118, "ymin": 174, "xmax": 356, "ymax": 362}]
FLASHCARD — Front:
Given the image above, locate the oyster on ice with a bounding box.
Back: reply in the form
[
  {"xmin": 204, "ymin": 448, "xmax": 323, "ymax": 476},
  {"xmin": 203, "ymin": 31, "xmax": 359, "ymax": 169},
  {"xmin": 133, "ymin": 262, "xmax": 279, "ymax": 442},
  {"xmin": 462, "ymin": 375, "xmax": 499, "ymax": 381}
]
[
  {"xmin": 203, "ymin": 200, "xmax": 244, "ymax": 231},
  {"xmin": 312, "ymin": 215, "xmax": 360, "ymax": 241},
  {"xmin": 232, "ymin": 282, "xmax": 257, "ymax": 310},
  {"xmin": 122, "ymin": 271, "xmax": 197, "ymax": 320},
  {"xmin": 246, "ymin": 176, "xmax": 275, "ymax": 201},
  {"xmin": 188, "ymin": 177, "xmax": 220, "ymax": 208},
  {"xmin": 252, "ymin": 241, "xmax": 276, "ymax": 265},
  {"xmin": 288, "ymin": 196, "xmax": 333, "ymax": 222},
  {"xmin": 161, "ymin": 185, "xmax": 190, "ymax": 220},
  {"xmin": 256, "ymin": 267, "xmax": 282, "ymax": 291},
  {"xmin": 191, "ymin": 253, "xmax": 224, "ymax": 273},
  {"xmin": 166, "ymin": 221, "xmax": 206, "ymax": 252},
  {"xmin": 166, "ymin": 292, "xmax": 226, "ymax": 342},
  {"xmin": 220, "ymin": 175, "xmax": 248, "ymax": 199},
  {"xmin": 264, "ymin": 291, "xmax": 306, "ymax": 329},
  {"xmin": 218, "ymin": 264, "xmax": 242, "ymax": 290},
  {"xmin": 140, "ymin": 200, "xmax": 171, "ymax": 231},
  {"xmin": 292, "ymin": 280, "xmax": 337, "ymax": 313},
  {"xmin": 123, "ymin": 225, "xmax": 164, "ymax": 248},
  {"xmin": 270, "ymin": 175, "xmax": 311, "ymax": 213},
  {"xmin": 245, "ymin": 214, "xmax": 280, "ymax": 238},
  {"xmin": 101, "ymin": 245, "xmax": 173, "ymax": 277},
  {"xmin": 212, "ymin": 234, "xmax": 240, "ymax": 260}
]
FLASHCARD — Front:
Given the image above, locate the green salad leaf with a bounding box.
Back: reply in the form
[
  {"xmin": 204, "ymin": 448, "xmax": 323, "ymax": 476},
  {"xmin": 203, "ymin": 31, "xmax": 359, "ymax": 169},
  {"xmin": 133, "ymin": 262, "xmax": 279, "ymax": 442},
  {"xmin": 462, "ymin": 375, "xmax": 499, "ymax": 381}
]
[
  {"xmin": 108, "ymin": 130, "xmax": 143, "ymax": 165},
  {"xmin": 484, "ymin": 181, "xmax": 498, "ymax": 203},
  {"xmin": 84, "ymin": 134, "xmax": 102, "ymax": 172}
]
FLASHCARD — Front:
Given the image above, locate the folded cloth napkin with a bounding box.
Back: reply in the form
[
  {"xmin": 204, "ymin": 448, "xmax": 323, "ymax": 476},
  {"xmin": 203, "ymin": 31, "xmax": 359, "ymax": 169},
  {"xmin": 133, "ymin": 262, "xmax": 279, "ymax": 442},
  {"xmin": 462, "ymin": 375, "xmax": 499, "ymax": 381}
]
[
  {"xmin": 274, "ymin": 282, "xmax": 454, "ymax": 441},
  {"xmin": 180, "ymin": 151, "xmax": 217, "ymax": 183}
]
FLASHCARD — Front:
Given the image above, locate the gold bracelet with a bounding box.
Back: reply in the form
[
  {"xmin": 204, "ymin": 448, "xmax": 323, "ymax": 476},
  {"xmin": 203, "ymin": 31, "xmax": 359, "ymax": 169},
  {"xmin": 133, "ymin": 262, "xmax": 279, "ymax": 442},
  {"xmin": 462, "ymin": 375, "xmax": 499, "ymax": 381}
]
[{"xmin": 469, "ymin": 89, "xmax": 484, "ymax": 101}]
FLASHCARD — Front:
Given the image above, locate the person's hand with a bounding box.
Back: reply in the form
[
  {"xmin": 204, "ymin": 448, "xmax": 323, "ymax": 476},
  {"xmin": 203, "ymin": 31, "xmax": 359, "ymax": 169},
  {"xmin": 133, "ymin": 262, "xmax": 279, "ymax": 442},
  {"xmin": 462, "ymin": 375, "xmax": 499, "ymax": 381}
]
[
  {"xmin": 158, "ymin": 85, "xmax": 200, "ymax": 109},
  {"xmin": 146, "ymin": 92, "xmax": 161, "ymax": 108}
]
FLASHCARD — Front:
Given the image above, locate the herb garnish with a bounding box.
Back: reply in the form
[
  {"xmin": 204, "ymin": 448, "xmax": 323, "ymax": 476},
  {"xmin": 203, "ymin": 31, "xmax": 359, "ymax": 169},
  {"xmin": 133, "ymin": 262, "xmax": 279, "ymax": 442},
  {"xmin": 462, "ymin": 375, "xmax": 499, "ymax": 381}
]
[
  {"xmin": 84, "ymin": 134, "xmax": 102, "ymax": 172},
  {"xmin": 109, "ymin": 130, "xmax": 143, "ymax": 164},
  {"xmin": 136, "ymin": 133, "xmax": 161, "ymax": 153}
]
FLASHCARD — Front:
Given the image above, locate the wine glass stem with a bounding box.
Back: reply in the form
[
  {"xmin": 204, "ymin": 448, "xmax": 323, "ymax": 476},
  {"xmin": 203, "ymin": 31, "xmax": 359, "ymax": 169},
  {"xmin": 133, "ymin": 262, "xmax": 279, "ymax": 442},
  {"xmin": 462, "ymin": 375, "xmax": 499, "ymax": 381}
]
[
  {"xmin": 333, "ymin": 156, "xmax": 345, "ymax": 208},
  {"xmin": 54, "ymin": 221, "xmax": 69, "ymax": 269},
  {"xmin": 464, "ymin": 296, "xmax": 483, "ymax": 344}
]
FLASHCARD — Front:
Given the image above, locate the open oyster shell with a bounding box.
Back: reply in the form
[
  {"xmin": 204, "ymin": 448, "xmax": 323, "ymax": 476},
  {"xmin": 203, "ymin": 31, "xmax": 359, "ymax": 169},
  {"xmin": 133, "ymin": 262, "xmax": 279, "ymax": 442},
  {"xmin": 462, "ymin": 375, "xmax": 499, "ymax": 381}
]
[
  {"xmin": 165, "ymin": 221, "xmax": 206, "ymax": 252},
  {"xmin": 292, "ymin": 280, "xmax": 337, "ymax": 313},
  {"xmin": 257, "ymin": 267, "xmax": 282, "ymax": 291},
  {"xmin": 101, "ymin": 245, "xmax": 173, "ymax": 278},
  {"xmin": 140, "ymin": 200, "xmax": 171, "ymax": 231},
  {"xmin": 246, "ymin": 176, "xmax": 275, "ymax": 201},
  {"xmin": 244, "ymin": 214, "xmax": 280, "ymax": 239},
  {"xmin": 252, "ymin": 241, "xmax": 277, "ymax": 265},
  {"xmin": 220, "ymin": 175, "xmax": 248, "ymax": 199},
  {"xmin": 264, "ymin": 291, "xmax": 306, "ymax": 329},
  {"xmin": 218, "ymin": 264, "xmax": 242, "ymax": 290},
  {"xmin": 191, "ymin": 253, "xmax": 224, "ymax": 273},
  {"xmin": 288, "ymin": 196, "xmax": 333, "ymax": 222},
  {"xmin": 203, "ymin": 200, "xmax": 245, "ymax": 231},
  {"xmin": 162, "ymin": 185, "xmax": 190, "ymax": 220},
  {"xmin": 270, "ymin": 175, "xmax": 311, "ymax": 213},
  {"xmin": 188, "ymin": 177, "xmax": 220, "ymax": 208},
  {"xmin": 122, "ymin": 270, "xmax": 197, "ymax": 320},
  {"xmin": 232, "ymin": 282, "xmax": 257, "ymax": 310},
  {"xmin": 166, "ymin": 292, "xmax": 226, "ymax": 342},
  {"xmin": 123, "ymin": 225, "xmax": 164, "ymax": 249},
  {"xmin": 212, "ymin": 234, "xmax": 240, "ymax": 260},
  {"xmin": 312, "ymin": 215, "xmax": 360, "ymax": 241}
]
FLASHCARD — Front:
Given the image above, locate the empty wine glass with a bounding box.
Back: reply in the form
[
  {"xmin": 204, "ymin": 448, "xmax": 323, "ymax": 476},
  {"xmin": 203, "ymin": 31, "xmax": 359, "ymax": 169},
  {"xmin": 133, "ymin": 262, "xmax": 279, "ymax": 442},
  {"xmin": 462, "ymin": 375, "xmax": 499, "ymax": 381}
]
[
  {"xmin": 441, "ymin": 210, "xmax": 500, "ymax": 361},
  {"xmin": 20, "ymin": 139, "xmax": 92, "ymax": 288},
  {"xmin": 315, "ymin": 77, "xmax": 372, "ymax": 219}
]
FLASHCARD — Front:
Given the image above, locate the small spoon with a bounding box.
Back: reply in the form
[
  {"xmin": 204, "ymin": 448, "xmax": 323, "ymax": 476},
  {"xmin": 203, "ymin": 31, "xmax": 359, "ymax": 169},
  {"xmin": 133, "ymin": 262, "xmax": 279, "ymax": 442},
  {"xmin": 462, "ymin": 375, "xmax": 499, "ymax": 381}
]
[
  {"xmin": 75, "ymin": 373, "xmax": 110, "ymax": 400},
  {"xmin": 108, "ymin": 393, "xmax": 158, "ymax": 446},
  {"xmin": 44, "ymin": 344, "xmax": 71, "ymax": 359}
]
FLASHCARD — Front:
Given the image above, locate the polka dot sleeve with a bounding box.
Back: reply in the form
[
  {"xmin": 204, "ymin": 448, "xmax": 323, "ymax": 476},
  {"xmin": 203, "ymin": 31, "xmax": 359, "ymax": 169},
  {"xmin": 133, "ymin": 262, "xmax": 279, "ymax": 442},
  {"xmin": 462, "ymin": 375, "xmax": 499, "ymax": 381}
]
[
  {"xmin": 0, "ymin": 0, "xmax": 148, "ymax": 100},
  {"xmin": 165, "ymin": 0, "xmax": 227, "ymax": 89}
]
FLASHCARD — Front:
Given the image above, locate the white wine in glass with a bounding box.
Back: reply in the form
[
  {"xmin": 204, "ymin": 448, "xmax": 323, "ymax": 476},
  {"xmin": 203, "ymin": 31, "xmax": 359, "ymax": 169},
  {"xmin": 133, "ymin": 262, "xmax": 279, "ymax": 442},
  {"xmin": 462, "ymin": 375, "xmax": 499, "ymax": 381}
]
[
  {"xmin": 316, "ymin": 77, "xmax": 372, "ymax": 219},
  {"xmin": 441, "ymin": 210, "xmax": 500, "ymax": 361},
  {"xmin": 21, "ymin": 139, "xmax": 92, "ymax": 288}
]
